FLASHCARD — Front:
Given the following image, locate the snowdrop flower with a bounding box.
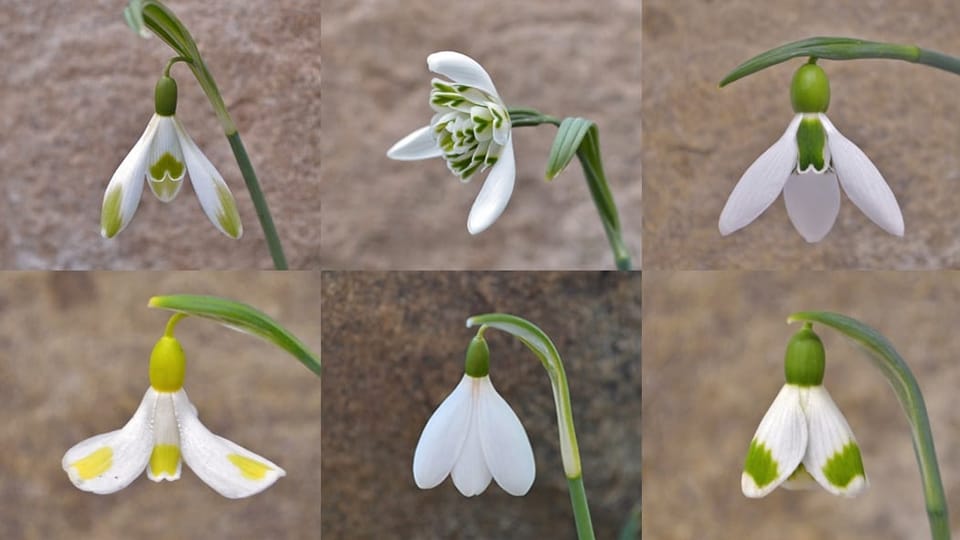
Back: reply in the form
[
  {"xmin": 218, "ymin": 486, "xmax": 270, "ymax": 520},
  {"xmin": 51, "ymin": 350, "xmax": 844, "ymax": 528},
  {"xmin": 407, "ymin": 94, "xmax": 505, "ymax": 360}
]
[
  {"xmin": 387, "ymin": 51, "xmax": 515, "ymax": 234},
  {"xmin": 101, "ymin": 76, "xmax": 243, "ymax": 239},
  {"xmin": 62, "ymin": 332, "xmax": 284, "ymax": 498},
  {"xmin": 742, "ymin": 324, "xmax": 867, "ymax": 497},
  {"xmin": 413, "ymin": 335, "xmax": 535, "ymax": 496},
  {"xmin": 719, "ymin": 62, "xmax": 903, "ymax": 242}
]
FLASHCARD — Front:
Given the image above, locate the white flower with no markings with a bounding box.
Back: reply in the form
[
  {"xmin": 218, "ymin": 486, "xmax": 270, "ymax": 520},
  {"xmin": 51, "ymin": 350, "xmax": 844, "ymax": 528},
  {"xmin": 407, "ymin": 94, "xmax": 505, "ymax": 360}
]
[
  {"xmin": 719, "ymin": 63, "xmax": 903, "ymax": 242},
  {"xmin": 387, "ymin": 51, "xmax": 515, "ymax": 235},
  {"xmin": 62, "ymin": 335, "xmax": 284, "ymax": 498},
  {"xmin": 101, "ymin": 76, "xmax": 242, "ymax": 239},
  {"xmin": 413, "ymin": 373, "xmax": 535, "ymax": 497}
]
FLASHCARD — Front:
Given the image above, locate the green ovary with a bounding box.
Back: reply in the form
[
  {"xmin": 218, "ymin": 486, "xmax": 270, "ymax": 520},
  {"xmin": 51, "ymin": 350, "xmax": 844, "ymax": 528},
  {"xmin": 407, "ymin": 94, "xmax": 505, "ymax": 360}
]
[
  {"xmin": 744, "ymin": 439, "xmax": 779, "ymax": 488},
  {"xmin": 822, "ymin": 442, "xmax": 865, "ymax": 488}
]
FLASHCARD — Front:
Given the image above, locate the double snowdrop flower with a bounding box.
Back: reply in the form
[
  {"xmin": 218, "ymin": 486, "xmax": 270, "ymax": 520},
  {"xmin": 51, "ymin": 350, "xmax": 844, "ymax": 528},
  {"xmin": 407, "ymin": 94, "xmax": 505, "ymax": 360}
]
[
  {"xmin": 719, "ymin": 62, "xmax": 903, "ymax": 242},
  {"xmin": 742, "ymin": 324, "xmax": 867, "ymax": 498},
  {"xmin": 413, "ymin": 335, "xmax": 535, "ymax": 496},
  {"xmin": 62, "ymin": 331, "xmax": 284, "ymax": 498},
  {"xmin": 387, "ymin": 51, "xmax": 516, "ymax": 235},
  {"xmin": 101, "ymin": 76, "xmax": 243, "ymax": 239}
]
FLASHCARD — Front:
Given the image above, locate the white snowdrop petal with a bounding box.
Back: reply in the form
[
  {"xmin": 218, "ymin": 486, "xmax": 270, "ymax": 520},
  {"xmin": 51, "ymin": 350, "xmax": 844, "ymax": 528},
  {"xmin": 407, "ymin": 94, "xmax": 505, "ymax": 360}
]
[
  {"xmin": 427, "ymin": 51, "xmax": 500, "ymax": 99},
  {"xmin": 719, "ymin": 115, "xmax": 801, "ymax": 236},
  {"xmin": 801, "ymin": 386, "xmax": 867, "ymax": 497},
  {"xmin": 742, "ymin": 384, "xmax": 808, "ymax": 498},
  {"xmin": 145, "ymin": 116, "xmax": 186, "ymax": 202},
  {"xmin": 387, "ymin": 126, "xmax": 444, "ymax": 161},
  {"xmin": 450, "ymin": 414, "xmax": 493, "ymax": 497},
  {"xmin": 783, "ymin": 171, "xmax": 841, "ymax": 243},
  {"xmin": 62, "ymin": 389, "xmax": 158, "ymax": 494},
  {"xmin": 821, "ymin": 114, "xmax": 904, "ymax": 237},
  {"xmin": 173, "ymin": 119, "xmax": 243, "ymax": 239},
  {"xmin": 413, "ymin": 375, "xmax": 474, "ymax": 489},
  {"xmin": 476, "ymin": 376, "xmax": 535, "ymax": 496},
  {"xmin": 101, "ymin": 115, "xmax": 158, "ymax": 238},
  {"xmin": 173, "ymin": 390, "xmax": 285, "ymax": 499},
  {"xmin": 467, "ymin": 138, "xmax": 515, "ymax": 234}
]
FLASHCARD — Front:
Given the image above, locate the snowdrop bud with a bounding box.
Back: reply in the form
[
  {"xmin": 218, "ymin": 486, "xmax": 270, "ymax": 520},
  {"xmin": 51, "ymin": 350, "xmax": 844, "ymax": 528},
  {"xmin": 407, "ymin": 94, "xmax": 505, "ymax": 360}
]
[
  {"xmin": 790, "ymin": 62, "xmax": 830, "ymax": 113},
  {"xmin": 784, "ymin": 324, "xmax": 825, "ymax": 386},
  {"xmin": 149, "ymin": 335, "xmax": 186, "ymax": 392},
  {"xmin": 464, "ymin": 334, "xmax": 490, "ymax": 377},
  {"xmin": 155, "ymin": 76, "xmax": 178, "ymax": 117}
]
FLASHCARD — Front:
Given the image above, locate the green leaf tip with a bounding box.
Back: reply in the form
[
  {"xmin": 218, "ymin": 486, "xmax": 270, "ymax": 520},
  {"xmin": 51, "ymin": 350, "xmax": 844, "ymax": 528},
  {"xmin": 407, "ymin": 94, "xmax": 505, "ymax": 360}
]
[
  {"xmin": 546, "ymin": 117, "xmax": 596, "ymax": 181},
  {"xmin": 148, "ymin": 294, "xmax": 320, "ymax": 377}
]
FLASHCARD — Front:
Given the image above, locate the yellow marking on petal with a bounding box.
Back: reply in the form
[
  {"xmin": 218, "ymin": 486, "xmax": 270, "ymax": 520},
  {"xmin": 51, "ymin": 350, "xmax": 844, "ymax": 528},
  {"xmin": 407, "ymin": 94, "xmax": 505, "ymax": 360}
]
[
  {"xmin": 228, "ymin": 454, "xmax": 273, "ymax": 480},
  {"xmin": 71, "ymin": 447, "xmax": 113, "ymax": 480},
  {"xmin": 150, "ymin": 444, "xmax": 180, "ymax": 478},
  {"xmin": 101, "ymin": 187, "xmax": 124, "ymax": 238},
  {"xmin": 216, "ymin": 184, "xmax": 242, "ymax": 239}
]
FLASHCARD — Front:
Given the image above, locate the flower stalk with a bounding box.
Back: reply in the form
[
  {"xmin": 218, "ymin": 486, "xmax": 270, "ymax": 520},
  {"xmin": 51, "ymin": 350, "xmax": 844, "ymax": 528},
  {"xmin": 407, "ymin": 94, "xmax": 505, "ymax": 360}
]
[
  {"xmin": 125, "ymin": 0, "xmax": 287, "ymax": 269},
  {"xmin": 466, "ymin": 313, "xmax": 595, "ymax": 540},
  {"xmin": 786, "ymin": 311, "xmax": 948, "ymax": 540}
]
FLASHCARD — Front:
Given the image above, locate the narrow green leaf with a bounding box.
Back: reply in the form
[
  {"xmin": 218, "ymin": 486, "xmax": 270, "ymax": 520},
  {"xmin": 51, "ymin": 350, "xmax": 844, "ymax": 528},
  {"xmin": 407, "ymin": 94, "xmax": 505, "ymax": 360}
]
[
  {"xmin": 149, "ymin": 294, "xmax": 320, "ymax": 376},
  {"xmin": 546, "ymin": 117, "xmax": 594, "ymax": 181}
]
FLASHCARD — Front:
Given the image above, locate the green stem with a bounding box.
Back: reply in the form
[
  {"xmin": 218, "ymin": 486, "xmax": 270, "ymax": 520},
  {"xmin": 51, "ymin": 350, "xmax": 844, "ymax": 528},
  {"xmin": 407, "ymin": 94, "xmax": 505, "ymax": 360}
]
[
  {"xmin": 133, "ymin": 1, "xmax": 288, "ymax": 269},
  {"xmin": 787, "ymin": 311, "xmax": 948, "ymax": 540},
  {"xmin": 721, "ymin": 36, "xmax": 960, "ymax": 87},
  {"xmin": 466, "ymin": 314, "xmax": 595, "ymax": 540}
]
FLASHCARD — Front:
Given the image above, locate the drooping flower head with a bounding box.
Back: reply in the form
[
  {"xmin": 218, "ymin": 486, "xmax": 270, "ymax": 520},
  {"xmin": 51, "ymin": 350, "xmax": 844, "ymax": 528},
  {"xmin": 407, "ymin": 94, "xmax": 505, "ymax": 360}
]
[
  {"xmin": 101, "ymin": 75, "xmax": 243, "ymax": 239},
  {"xmin": 742, "ymin": 324, "xmax": 867, "ymax": 497},
  {"xmin": 719, "ymin": 62, "xmax": 903, "ymax": 242},
  {"xmin": 388, "ymin": 52, "xmax": 516, "ymax": 235},
  {"xmin": 62, "ymin": 330, "xmax": 284, "ymax": 498},
  {"xmin": 412, "ymin": 333, "xmax": 535, "ymax": 496}
]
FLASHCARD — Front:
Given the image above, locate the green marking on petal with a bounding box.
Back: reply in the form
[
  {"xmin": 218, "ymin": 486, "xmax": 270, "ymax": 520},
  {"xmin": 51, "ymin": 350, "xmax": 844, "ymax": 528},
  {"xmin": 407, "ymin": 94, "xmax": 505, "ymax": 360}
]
[
  {"xmin": 822, "ymin": 442, "xmax": 865, "ymax": 488},
  {"xmin": 215, "ymin": 183, "xmax": 242, "ymax": 239},
  {"xmin": 744, "ymin": 439, "xmax": 779, "ymax": 488},
  {"xmin": 149, "ymin": 152, "xmax": 185, "ymax": 181},
  {"xmin": 796, "ymin": 116, "xmax": 827, "ymax": 173},
  {"xmin": 101, "ymin": 187, "xmax": 124, "ymax": 238}
]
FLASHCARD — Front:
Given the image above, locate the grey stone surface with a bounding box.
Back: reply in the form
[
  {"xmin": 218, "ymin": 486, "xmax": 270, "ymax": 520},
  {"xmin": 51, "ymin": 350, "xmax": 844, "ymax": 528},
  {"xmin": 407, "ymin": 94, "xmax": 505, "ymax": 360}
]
[
  {"xmin": 0, "ymin": 1, "xmax": 321, "ymax": 269},
  {"xmin": 321, "ymin": 272, "xmax": 641, "ymax": 538},
  {"xmin": 0, "ymin": 272, "xmax": 321, "ymax": 538},
  {"xmin": 644, "ymin": 272, "xmax": 960, "ymax": 539},
  {"xmin": 321, "ymin": 1, "xmax": 642, "ymax": 270},
  {"xmin": 643, "ymin": 0, "xmax": 960, "ymax": 269}
]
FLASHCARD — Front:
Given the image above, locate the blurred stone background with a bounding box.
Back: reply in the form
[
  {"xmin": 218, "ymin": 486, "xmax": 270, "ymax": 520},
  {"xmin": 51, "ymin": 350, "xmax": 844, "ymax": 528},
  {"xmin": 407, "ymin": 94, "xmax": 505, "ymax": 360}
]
[
  {"xmin": 322, "ymin": 272, "xmax": 641, "ymax": 538},
  {"xmin": 644, "ymin": 272, "xmax": 960, "ymax": 539},
  {"xmin": 321, "ymin": 1, "xmax": 642, "ymax": 270},
  {"xmin": 0, "ymin": 272, "xmax": 321, "ymax": 538},
  {"xmin": 643, "ymin": 0, "xmax": 960, "ymax": 269},
  {"xmin": 0, "ymin": 1, "xmax": 320, "ymax": 269}
]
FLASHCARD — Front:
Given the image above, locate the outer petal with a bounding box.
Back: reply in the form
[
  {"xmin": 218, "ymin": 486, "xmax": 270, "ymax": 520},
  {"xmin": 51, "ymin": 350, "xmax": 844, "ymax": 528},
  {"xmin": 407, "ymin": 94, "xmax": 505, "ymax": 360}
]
[
  {"xmin": 719, "ymin": 115, "xmax": 802, "ymax": 236},
  {"xmin": 173, "ymin": 118, "xmax": 243, "ymax": 239},
  {"xmin": 173, "ymin": 390, "xmax": 285, "ymax": 498},
  {"xmin": 387, "ymin": 126, "xmax": 444, "ymax": 161},
  {"xmin": 821, "ymin": 114, "xmax": 904, "ymax": 237},
  {"xmin": 413, "ymin": 374, "xmax": 474, "ymax": 489},
  {"xmin": 783, "ymin": 171, "xmax": 841, "ymax": 242},
  {"xmin": 145, "ymin": 116, "xmax": 187, "ymax": 202},
  {"xmin": 101, "ymin": 115, "xmax": 158, "ymax": 238},
  {"xmin": 62, "ymin": 388, "xmax": 158, "ymax": 494},
  {"xmin": 427, "ymin": 51, "xmax": 500, "ymax": 99},
  {"xmin": 450, "ymin": 409, "xmax": 493, "ymax": 497},
  {"xmin": 476, "ymin": 376, "xmax": 535, "ymax": 496},
  {"xmin": 467, "ymin": 137, "xmax": 515, "ymax": 235},
  {"xmin": 800, "ymin": 386, "xmax": 867, "ymax": 496},
  {"xmin": 741, "ymin": 384, "xmax": 807, "ymax": 498}
]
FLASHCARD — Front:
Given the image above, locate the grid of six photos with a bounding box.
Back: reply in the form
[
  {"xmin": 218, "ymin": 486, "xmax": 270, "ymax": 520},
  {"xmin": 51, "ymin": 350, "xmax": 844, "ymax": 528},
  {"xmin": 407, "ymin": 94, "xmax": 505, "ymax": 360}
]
[{"xmin": 3, "ymin": 1, "xmax": 960, "ymax": 539}]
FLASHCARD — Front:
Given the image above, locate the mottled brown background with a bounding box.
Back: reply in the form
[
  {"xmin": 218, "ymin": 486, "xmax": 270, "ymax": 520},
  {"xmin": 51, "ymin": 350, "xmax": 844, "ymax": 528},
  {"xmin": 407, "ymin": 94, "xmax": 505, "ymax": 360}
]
[
  {"xmin": 321, "ymin": 1, "xmax": 642, "ymax": 270},
  {"xmin": 0, "ymin": 272, "xmax": 321, "ymax": 538},
  {"xmin": 0, "ymin": 1, "xmax": 320, "ymax": 269},
  {"xmin": 643, "ymin": 272, "xmax": 960, "ymax": 539},
  {"xmin": 321, "ymin": 272, "xmax": 641, "ymax": 538},
  {"xmin": 643, "ymin": 0, "xmax": 960, "ymax": 269}
]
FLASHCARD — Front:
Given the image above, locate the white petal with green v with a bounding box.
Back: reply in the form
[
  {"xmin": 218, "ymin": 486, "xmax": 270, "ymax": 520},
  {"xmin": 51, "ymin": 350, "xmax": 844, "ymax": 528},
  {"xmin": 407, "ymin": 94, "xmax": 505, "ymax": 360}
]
[
  {"xmin": 146, "ymin": 116, "xmax": 186, "ymax": 203},
  {"xmin": 742, "ymin": 384, "xmax": 807, "ymax": 498},
  {"xmin": 783, "ymin": 171, "xmax": 841, "ymax": 243},
  {"xmin": 101, "ymin": 115, "xmax": 159, "ymax": 238},
  {"xmin": 427, "ymin": 51, "xmax": 500, "ymax": 99},
  {"xmin": 173, "ymin": 118, "xmax": 243, "ymax": 239},
  {"xmin": 719, "ymin": 114, "xmax": 801, "ymax": 236},
  {"xmin": 386, "ymin": 125, "xmax": 444, "ymax": 161},
  {"xmin": 801, "ymin": 385, "xmax": 867, "ymax": 496},
  {"xmin": 820, "ymin": 114, "xmax": 904, "ymax": 237}
]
